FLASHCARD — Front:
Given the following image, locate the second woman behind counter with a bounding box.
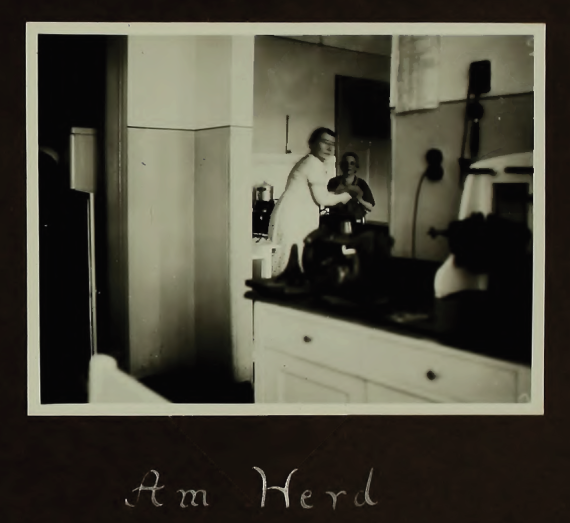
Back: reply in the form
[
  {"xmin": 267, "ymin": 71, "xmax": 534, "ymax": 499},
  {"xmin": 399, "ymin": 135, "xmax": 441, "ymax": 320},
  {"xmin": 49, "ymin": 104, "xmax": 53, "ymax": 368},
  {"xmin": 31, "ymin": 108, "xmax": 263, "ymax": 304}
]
[{"xmin": 327, "ymin": 152, "xmax": 376, "ymax": 222}]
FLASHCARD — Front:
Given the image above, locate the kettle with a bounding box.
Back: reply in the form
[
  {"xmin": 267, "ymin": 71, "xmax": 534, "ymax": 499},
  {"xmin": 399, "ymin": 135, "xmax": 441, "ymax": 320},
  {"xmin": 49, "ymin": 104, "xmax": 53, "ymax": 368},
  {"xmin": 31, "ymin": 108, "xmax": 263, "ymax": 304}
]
[{"xmin": 255, "ymin": 182, "xmax": 274, "ymax": 202}]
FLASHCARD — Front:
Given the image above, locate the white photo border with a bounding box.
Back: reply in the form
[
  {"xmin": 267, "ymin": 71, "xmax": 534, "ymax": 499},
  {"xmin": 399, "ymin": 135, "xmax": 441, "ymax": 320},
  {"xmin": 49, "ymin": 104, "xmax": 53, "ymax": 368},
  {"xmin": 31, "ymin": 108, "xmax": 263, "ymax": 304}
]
[{"xmin": 26, "ymin": 22, "xmax": 546, "ymax": 416}]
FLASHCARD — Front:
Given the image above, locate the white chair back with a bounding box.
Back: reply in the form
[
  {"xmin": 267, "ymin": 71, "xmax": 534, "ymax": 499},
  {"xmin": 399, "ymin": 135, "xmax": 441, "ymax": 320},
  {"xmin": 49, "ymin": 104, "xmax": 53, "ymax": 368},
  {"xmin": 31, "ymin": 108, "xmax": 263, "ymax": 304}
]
[{"xmin": 88, "ymin": 354, "xmax": 169, "ymax": 404}]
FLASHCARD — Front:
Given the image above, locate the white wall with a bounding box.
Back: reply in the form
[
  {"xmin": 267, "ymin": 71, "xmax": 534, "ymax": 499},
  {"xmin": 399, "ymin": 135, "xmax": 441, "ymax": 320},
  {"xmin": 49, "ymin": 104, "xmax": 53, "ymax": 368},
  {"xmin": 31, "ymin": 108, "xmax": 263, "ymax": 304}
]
[
  {"xmin": 283, "ymin": 35, "xmax": 392, "ymax": 56},
  {"xmin": 194, "ymin": 37, "xmax": 233, "ymax": 129},
  {"xmin": 193, "ymin": 127, "xmax": 231, "ymax": 370},
  {"xmin": 127, "ymin": 128, "xmax": 196, "ymax": 376},
  {"xmin": 253, "ymin": 36, "xmax": 392, "ymax": 222},
  {"xmin": 192, "ymin": 37, "xmax": 254, "ymax": 381},
  {"xmin": 126, "ymin": 37, "xmax": 199, "ymax": 377},
  {"xmin": 124, "ymin": 35, "xmax": 254, "ymax": 380},
  {"xmin": 127, "ymin": 36, "xmax": 197, "ymax": 130},
  {"xmin": 390, "ymin": 35, "xmax": 535, "ymax": 261},
  {"xmin": 438, "ymin": 36, "xmax": 534, "ymax": 102},
  {"xmin": 253, "ymin": 36, "xmax": 391, "ymax": 154}
]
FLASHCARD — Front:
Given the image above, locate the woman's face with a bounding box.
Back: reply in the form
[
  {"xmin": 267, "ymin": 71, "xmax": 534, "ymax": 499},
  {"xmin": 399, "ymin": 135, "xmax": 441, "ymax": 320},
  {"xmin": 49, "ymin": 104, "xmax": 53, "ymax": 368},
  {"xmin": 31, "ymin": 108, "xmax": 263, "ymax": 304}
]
[
  {"xmin": 312, "ymin": 132, "xmax": 335, "ymax": 161},
  {"xmin": 343, "ymin": 155, "xmax": 358, "ymax": 177}
]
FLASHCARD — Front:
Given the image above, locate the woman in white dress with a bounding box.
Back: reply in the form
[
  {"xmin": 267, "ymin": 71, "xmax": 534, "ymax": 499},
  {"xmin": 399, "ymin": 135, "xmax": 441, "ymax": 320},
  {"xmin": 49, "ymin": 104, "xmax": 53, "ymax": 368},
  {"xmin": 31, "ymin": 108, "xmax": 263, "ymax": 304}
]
[{"xmin": 268, "ymin": 128, "xmax": 357, "ymax": 276}]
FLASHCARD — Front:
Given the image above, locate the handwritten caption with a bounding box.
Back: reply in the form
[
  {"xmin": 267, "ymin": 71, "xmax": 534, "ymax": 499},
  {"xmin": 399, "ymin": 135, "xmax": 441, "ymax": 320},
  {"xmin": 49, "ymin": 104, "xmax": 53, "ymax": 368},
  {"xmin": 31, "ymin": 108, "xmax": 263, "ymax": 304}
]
[{"xmin": 125, "ymin": 467, "xmax": 378, "ymax": 511}]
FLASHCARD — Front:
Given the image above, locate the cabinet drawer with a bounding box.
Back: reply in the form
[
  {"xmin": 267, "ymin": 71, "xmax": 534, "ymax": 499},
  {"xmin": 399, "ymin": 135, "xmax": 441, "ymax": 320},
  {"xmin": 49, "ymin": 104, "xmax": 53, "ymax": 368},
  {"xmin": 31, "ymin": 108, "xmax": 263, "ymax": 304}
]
[{"xmin": 256, "ymin": 303, "xmax": 520, "ymax": 403}]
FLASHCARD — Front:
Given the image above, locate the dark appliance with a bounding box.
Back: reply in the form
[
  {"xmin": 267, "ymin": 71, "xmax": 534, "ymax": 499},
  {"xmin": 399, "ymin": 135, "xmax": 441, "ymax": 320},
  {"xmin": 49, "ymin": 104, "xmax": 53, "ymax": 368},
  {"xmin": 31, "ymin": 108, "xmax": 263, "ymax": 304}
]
[
  {"xmin": 429, "ymin": 212, "xmax": 533, "ymax": 356},
  {"xmin": 252, "ymin": 186, "xmax": 275, "ymax": 236},
  {"xmin": 302, "ymin": 220, "xmax": 394, "ymax": 303}
]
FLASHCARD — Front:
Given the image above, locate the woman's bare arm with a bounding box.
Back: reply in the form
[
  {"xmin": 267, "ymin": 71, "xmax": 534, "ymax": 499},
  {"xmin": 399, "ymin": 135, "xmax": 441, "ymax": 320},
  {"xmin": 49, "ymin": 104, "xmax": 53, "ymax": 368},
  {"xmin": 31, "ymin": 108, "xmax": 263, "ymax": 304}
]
[
  {"xmin": 357, "ymin": 197, "xmax": 374, "ymax": 212},
  {"xmin": 310, "ymin": 183, "xmax": 352, "ymax": 206}
]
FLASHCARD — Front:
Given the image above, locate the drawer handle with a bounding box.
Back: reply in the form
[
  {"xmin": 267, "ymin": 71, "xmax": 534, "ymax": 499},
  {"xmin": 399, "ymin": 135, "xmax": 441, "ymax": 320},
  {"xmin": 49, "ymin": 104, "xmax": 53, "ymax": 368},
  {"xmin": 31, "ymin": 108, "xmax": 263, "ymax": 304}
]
[
  {"xmin": 303, "ymin": 336, "xmax": 312, "ymax": 343},
  {"xmin": 426, "ymin": 370, "xmax": 438, "ymax": 381}
]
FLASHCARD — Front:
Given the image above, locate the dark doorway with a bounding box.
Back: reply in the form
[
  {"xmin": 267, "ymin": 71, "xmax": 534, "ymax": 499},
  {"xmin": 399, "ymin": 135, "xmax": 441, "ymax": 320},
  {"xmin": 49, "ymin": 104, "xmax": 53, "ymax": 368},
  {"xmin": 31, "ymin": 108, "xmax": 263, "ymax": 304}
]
[
  {"xmin": 335, "ymin": 75, "xmax": 392, "ymax": 224},
  {"xmin": 38, "ymin": 35, "xmax": 108, "ymax": 404}
]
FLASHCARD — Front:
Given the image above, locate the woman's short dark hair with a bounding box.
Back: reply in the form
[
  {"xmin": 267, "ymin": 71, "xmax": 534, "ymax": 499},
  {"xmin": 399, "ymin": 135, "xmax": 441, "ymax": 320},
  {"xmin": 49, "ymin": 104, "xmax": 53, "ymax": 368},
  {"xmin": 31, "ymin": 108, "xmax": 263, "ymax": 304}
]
[
  {"xmin": 340, "ymin": 152, "xmax": 360, "ymax": 170},
  {"xmin": 308, "ymin": 127, "xmax": 336, "ymax": 147}
]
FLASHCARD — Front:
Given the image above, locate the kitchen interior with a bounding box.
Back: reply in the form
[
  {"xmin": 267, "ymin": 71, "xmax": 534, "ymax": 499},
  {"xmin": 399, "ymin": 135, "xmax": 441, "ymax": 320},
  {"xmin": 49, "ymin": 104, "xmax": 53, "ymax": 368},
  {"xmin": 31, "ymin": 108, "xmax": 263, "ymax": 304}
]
[{"xmin": 37, "ymin": 33, "xmax": 536, "ymax": 405}]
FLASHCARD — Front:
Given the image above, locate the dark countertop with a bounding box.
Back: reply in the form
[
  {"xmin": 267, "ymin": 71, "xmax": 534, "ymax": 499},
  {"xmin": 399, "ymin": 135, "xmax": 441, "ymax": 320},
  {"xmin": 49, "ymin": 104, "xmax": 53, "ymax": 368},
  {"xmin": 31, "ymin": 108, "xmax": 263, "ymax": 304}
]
[{"xmin": 245, "ymin": 290, "xmax": 532, "ymax": 367}]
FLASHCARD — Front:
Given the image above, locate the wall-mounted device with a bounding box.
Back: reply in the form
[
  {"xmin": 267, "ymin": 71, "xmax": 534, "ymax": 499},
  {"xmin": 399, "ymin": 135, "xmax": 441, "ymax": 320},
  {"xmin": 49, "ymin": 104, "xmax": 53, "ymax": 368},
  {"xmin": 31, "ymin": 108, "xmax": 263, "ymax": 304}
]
[
  {"xmin": 458, "ymin": 60, "xmax": 492, "ymax": 185},
  {"xmin": 469, "ymin": 60, "xmax": 492, "ymax": 96},
  {"xmin": 424, "ymin": 148, "xmax": 444, "ymax": 181},
  {"xmin": 412, "ymin": 149, "xmax": 444, "ymax": 258},
  {"xmin": 70, "ymin": 127, "xmax": 97, "ymax": 193},
  {"xmin": 70, "ymin": 127, "xmax": 98, "ymax": 357}
]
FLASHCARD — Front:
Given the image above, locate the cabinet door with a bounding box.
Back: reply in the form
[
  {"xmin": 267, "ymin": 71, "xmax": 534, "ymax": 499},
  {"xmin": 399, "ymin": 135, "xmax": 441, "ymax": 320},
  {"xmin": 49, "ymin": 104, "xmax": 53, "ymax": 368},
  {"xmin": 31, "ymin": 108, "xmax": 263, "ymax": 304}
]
[
  {"xmin": 257, "ymin": 350, "xmax": 366, "ymax": 404},
  {"xmin": 255, "ymin": 302, "xmax": 520, "ymax": 403},
  {"xmin": 366, "ymin": 381, "xmax": 435, "ymax": 404}
]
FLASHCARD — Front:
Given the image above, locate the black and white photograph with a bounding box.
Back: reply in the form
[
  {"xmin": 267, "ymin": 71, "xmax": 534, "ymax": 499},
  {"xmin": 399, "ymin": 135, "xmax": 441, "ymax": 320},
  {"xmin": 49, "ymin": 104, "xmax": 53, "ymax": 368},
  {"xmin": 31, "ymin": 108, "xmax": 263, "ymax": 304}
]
[{"xmin": 27, "ymin": 23, "xmax": 545, "ymax": 415}]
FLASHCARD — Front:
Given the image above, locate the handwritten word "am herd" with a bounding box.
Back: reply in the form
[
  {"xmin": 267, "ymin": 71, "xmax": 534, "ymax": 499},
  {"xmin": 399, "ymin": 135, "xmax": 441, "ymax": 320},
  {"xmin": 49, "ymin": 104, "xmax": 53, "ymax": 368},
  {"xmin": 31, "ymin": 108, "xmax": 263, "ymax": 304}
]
[{"xmin": 125, "ymin": 467, "xmax": 378, "ymax": 510}]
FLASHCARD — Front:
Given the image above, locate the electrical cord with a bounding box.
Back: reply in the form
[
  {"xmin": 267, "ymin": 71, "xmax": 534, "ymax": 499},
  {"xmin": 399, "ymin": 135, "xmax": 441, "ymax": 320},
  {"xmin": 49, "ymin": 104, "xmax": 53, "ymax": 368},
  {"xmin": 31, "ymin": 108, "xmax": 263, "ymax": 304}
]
[
  {"xmin": 411, "ymin": 172, "xmax": 427, "ymax": 259},
  {"xmin": 460, "ymin": 86, "xmax": 471, "ymax": 161}
]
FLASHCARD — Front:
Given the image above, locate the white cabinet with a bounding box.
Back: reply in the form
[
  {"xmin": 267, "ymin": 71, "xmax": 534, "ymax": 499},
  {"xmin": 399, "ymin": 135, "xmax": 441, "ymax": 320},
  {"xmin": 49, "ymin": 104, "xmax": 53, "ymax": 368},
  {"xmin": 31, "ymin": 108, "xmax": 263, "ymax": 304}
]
[
  {"xmin": 258, "ymin": 350, "xmax": 366, "ymax": 403},
  {"xmin": 365, "ymin": 382, "xmax": 434, "ymax": 404},
  {"xmin": 253, "ymin": 302, "xmax": 532, "ymax": 404}
]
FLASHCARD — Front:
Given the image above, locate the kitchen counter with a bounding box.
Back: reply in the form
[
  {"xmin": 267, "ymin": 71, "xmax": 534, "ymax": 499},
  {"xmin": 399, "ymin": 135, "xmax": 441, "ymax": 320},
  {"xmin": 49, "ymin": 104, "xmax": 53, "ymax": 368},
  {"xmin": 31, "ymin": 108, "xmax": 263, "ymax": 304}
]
[
  {"xmin": 248, "ymin": 292, "xmax": 532, "ymax": 404},
  {"xmin": 245, "ymin": 290, "xmax": 532, "ymax": 367}
]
